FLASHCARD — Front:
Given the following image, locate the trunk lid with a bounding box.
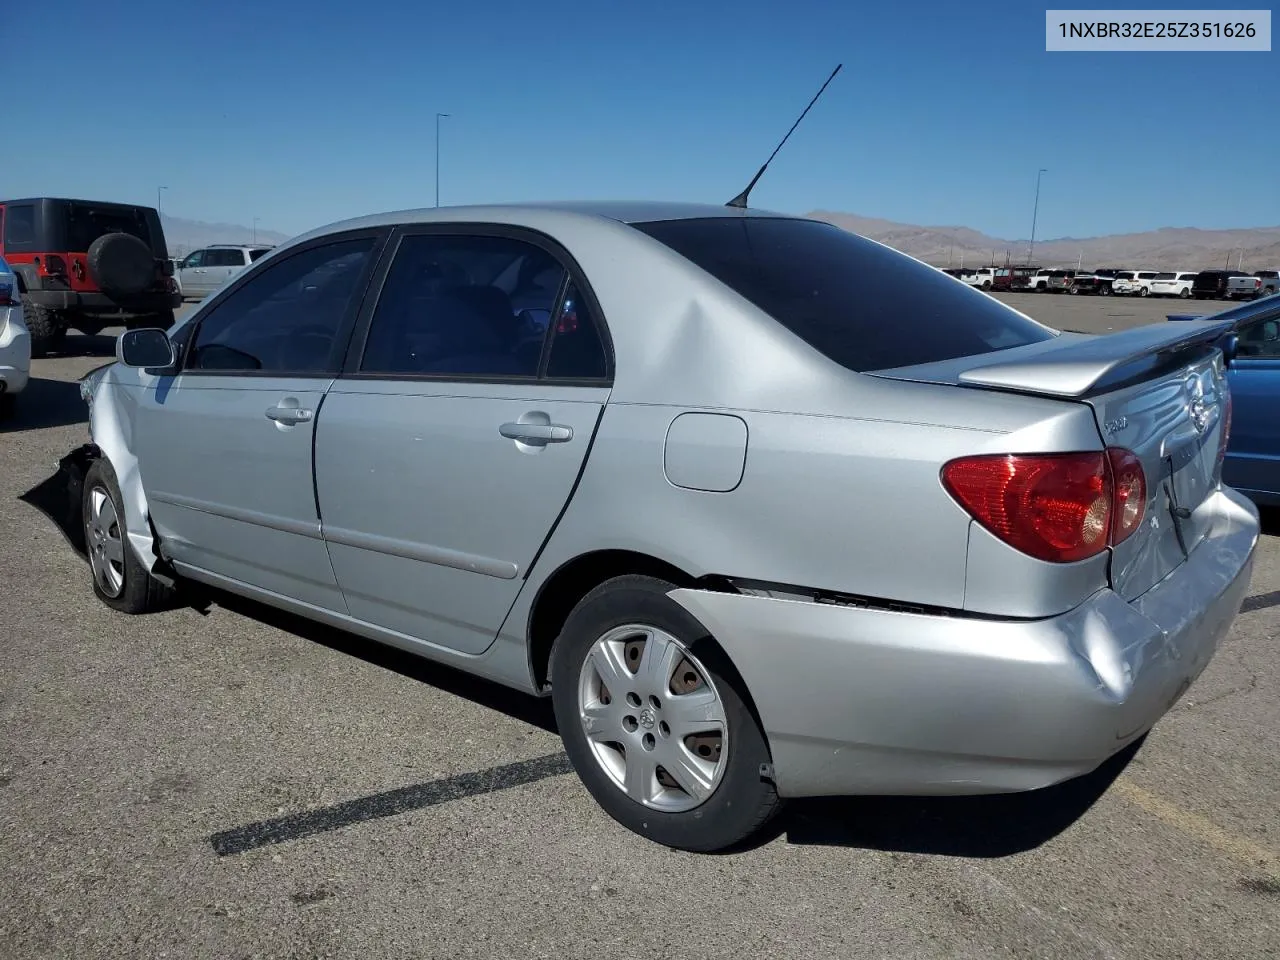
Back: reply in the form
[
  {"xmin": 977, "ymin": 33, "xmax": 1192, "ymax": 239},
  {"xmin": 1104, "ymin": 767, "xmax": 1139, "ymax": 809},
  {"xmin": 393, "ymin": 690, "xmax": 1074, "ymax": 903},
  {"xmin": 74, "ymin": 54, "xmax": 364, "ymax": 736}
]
[{"xmin": 869, "ymin": 318, "xmax": 1236, "ymax": 600}]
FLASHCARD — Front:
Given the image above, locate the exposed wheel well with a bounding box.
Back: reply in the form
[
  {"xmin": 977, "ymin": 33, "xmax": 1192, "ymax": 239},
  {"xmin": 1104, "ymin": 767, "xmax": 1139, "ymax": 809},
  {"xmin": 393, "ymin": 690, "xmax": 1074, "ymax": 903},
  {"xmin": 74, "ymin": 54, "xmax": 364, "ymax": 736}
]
[{"xmin": 527, "ymin": 550, "xmax": 700, "ymax": 692}]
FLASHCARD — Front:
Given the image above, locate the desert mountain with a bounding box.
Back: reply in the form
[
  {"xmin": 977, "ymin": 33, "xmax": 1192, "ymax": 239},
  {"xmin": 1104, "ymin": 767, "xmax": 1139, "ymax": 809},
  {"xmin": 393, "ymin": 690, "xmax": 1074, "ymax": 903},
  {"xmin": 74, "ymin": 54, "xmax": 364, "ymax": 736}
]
[
  {"xmin": 159, "ymin": 215, "xmax": 291, "ymax": 257},
  {"xmin": 808, "ymin": 210, "xmax": 1280, "ymax": 272}
]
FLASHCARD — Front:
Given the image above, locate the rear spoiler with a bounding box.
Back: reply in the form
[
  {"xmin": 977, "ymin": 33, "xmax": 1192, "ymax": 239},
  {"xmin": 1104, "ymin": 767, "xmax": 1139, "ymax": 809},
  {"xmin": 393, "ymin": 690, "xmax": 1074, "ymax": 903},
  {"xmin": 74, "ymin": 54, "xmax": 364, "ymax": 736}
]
[{"xmin": 956, "ymin": 317, "xmax": 1237, "ymax": 398}]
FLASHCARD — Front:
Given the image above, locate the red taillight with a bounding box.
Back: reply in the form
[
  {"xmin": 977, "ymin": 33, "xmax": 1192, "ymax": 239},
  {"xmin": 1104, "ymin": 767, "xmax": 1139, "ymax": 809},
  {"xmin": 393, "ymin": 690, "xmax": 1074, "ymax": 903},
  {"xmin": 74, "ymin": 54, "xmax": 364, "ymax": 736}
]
[
  {"xmin": 942, "ymin": 448, "xmax": 1147, "ymax": 563},
  {"xmin": 1106, "ymin": 447, "xmax": 1146, "ymax": 545}
]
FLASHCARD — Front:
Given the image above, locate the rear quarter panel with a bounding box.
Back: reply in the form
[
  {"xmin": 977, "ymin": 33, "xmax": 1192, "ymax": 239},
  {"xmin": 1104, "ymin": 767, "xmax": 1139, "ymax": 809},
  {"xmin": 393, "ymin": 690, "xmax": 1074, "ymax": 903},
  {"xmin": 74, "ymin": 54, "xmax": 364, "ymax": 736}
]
[{"xmin": 508, "ymin": 377, "xmax": 1110, "ymax": 634}]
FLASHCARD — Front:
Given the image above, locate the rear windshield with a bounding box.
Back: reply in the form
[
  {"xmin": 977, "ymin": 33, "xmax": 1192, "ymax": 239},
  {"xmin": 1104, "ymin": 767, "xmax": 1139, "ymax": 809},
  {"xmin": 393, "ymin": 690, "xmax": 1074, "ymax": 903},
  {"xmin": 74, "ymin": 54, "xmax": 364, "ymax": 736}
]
[
  {"xmin": 67, "ymin": 203, "xmax": 152, "ymax": 251},
  {"xmin": 631, "ymin": 217, "xmax": 1055, "ymax": 372}
]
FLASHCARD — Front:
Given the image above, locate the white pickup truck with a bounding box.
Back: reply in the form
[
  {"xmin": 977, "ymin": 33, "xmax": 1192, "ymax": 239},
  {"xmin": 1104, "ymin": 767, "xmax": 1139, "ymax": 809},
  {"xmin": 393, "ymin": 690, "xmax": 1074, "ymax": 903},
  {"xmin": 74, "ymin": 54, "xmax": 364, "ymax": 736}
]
[{"xmin": 965, "ymin": 267, "xmax": 997, "ymax": 289}]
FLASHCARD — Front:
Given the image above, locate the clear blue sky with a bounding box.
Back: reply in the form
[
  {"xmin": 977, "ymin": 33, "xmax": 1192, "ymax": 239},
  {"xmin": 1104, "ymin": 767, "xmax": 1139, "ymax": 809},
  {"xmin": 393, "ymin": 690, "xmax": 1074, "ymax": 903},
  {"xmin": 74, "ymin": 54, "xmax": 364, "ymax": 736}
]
[{"xmin": 6, "ymin": 0, "xmax": 1277, "ymax": 240}]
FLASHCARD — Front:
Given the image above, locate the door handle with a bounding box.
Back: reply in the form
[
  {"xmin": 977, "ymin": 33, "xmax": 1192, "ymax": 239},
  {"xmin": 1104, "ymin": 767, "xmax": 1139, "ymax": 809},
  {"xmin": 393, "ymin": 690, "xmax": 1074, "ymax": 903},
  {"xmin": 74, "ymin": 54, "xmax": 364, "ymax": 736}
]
[
  {"xmin": 266, "ymin": 404, "xmax": 314, "ymax": 425},
  {"xmin": 499, "ymin": 421, "xmax": 573, "ymax": 444}
]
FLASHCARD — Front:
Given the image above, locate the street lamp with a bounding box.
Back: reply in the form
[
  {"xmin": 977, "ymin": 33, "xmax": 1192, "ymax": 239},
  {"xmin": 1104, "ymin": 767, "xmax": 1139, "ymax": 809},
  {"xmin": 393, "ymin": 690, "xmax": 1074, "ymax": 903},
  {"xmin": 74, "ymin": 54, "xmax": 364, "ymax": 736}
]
[
  {"xmin": 1028, "ymin": 168, "xmax": 1047, "ymax": 265},
  {"xmin": 157, "ymin": 185, "xmax": 168, "ymax": 219},
  {"xmin": 253, "ymin": 217, "xmax": 260, "ymax": 244},
  {"xmin": 435, "ymin": 112, "xmax": 451, "ymax": 208}
]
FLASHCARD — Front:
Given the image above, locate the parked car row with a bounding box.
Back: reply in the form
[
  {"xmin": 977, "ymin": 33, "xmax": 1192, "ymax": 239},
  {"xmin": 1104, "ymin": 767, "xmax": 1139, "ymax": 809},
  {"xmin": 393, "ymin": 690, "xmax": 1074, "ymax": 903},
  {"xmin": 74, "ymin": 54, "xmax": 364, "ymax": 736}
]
[{"xmin": 942, "ymin": 265, "xmax": 1279, "ymax": 301}]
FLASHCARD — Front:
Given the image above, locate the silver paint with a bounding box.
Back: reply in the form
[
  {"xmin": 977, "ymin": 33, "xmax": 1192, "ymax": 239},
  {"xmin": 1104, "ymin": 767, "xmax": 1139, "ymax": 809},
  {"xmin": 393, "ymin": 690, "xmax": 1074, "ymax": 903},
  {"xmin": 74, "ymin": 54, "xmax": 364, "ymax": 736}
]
[{"xmin": 82, "ymin": 201, "xmax": 1261, "ymax": 803}]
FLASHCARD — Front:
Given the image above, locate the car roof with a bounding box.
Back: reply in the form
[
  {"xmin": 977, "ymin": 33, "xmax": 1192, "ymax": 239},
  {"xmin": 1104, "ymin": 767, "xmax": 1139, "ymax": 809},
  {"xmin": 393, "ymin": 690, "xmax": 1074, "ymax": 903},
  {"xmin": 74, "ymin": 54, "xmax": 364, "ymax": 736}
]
[
  {"xmin": 0, "ymin": 196, "xmax": 155, "ymax": 211},
  {"xmin": 289, "ymin": 200, "xmax": 804, "ymax": 245}
]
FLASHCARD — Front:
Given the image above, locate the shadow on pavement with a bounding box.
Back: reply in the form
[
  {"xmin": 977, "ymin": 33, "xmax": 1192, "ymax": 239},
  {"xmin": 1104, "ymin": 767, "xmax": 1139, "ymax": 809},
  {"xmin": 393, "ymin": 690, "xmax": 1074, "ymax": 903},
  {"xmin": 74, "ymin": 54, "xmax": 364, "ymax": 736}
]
[
  {"xmin": 0, "ymin": 377, "xmax": 88, "ymax": 432},
  {"xmin": 209, "ymin": 588, "xmax": 558, "ymax": 735},
  {"xmin": 767, "ymin": 738, "xmax": 1144, "ymax": 857},
  {"xmin": 41, "ymin": 332, "xmax": 117, "ymax": 359}
]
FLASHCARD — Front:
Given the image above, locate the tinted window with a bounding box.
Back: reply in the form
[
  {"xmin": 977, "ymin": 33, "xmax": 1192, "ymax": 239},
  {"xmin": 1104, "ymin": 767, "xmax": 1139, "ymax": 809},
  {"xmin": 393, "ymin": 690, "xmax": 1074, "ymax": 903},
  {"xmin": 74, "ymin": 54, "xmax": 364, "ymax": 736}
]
[
  {"xmin": 67, "ymin": 204, "xmax": 152, "ymax": 251},
  {"xmin": 361, "ymin": 234, "xmax": 566, "ymax": 378},
  {"xmin": 206, "ymin": 249, "xmax": 242, "ymax": 267},
  {"xmin": 187, "ymin": 236, "xmax": 375, "ymax": 374},
  {"xmin": 3, "ymin": 205, "xmax": 36, "ymax": 247},
  {"xmin": 249, "ymin": 248, "xmax": 272, "ymax": 262},
  {"xmin": 631, "ymin": 217, "xmax": 1054, "ymax": 372},
  {"xmin": 1237, "ymin": 316, "xmax": 1280, "ymax": 358},
  {"xmin": 182, "ymin": 251, "xmax": 205, "ymax": 268},
  {"xmin": 1154, "ymin": 273, "xmax": 1176, "ymax": 280},
  {"xmin": 545, "ymin": 282, "xmax": 608, "ymax": 379}
]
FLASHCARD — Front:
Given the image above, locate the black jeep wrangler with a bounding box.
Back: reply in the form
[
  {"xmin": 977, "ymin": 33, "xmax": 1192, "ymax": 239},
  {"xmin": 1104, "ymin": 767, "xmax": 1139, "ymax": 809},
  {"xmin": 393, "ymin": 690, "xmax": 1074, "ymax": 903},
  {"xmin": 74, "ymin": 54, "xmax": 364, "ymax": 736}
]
[{"xmin": 0, "ymin": 197, "xmax": 182, "ymax": 356}]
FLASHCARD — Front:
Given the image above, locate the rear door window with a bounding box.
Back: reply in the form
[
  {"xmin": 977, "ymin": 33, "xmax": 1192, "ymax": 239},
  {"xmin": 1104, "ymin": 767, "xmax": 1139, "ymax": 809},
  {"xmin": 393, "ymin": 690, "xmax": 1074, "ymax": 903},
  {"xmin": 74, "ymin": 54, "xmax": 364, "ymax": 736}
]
[
  {"xmin": 207, "ymin": 249, "xmax": 243, "ymax": 267},
  {"xmin": 359, "ymin": 233, "xmax": 568, "ymax": 379},
  {"xmin": 630, "ymin": 217, "xmax": 1055, "ymax": 372}
]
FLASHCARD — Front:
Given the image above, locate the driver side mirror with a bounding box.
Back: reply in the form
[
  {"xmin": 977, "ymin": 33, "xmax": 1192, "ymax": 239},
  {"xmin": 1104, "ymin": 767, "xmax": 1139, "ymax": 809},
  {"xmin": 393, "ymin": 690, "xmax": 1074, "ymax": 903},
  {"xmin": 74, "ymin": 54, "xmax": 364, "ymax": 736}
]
[{"xmin": 118, "ymin": 328, "xmax": 176, "ymax": 369}]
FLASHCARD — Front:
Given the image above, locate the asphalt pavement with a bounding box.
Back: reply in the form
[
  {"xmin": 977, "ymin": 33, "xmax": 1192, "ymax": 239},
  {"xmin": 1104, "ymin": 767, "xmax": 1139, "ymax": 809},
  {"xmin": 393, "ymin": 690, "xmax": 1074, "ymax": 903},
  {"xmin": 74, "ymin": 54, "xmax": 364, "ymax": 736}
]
[{"xmin": 1, "ymin": 293, "xmax": 1276, "ymax": 959}]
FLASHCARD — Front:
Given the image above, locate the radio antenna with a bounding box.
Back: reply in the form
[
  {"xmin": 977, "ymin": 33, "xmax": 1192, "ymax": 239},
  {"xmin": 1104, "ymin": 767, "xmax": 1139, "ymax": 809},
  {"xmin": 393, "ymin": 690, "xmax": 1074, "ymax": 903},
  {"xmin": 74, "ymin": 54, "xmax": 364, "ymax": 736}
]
[{"xmin": 726, "ymin": 63, "xmax": 843, "ymax": 209}]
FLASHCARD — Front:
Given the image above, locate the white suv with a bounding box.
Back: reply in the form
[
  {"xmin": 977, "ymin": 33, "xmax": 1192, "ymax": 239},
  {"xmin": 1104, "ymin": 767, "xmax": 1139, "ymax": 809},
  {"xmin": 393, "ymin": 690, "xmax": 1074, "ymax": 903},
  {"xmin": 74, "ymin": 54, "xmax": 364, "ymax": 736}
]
[
  {"xmin": 1112, "ymin": 269, "xmax": 1161, "ymax": 296},
  {"xmin": 0, "ymin": 256, "xmax": 30, "ymax": 416},
  {"xmin": 1147, "ymin": 271, "xmax": 1199, "ymax": 298},
  {"xmin": 177, "ymin": 244, "xmax": 274, "ymax": 300}
]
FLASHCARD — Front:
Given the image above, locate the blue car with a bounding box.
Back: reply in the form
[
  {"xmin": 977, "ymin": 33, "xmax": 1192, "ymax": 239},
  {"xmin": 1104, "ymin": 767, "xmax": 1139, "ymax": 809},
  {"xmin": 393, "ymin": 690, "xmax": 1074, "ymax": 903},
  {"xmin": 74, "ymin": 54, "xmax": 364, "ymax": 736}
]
[{"xmin": 1169, "ymin": 295, "xmax": 1280, "ymax": 506}]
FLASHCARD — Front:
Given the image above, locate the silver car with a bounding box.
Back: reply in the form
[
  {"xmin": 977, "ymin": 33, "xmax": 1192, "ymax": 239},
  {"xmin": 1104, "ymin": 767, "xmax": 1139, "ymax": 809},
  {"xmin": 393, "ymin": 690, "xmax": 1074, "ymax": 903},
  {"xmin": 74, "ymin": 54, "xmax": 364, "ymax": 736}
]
[{"xmin": 72, "ymin": 202, "xmax": 1259, "ymax": 852}]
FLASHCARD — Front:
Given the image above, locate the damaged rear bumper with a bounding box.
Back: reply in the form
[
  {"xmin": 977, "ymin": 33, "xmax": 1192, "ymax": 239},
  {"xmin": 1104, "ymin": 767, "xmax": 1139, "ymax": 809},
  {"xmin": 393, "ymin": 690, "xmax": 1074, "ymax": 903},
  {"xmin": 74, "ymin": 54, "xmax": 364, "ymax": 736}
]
[{"xmin": 667, "ymin": 487, "xmax": 1259, "ymax": 799}]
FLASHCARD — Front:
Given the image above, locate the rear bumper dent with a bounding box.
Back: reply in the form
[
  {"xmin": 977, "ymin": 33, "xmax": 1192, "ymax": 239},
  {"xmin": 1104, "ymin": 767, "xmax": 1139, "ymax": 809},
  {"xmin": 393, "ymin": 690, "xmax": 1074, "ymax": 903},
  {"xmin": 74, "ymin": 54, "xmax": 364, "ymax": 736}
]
[{"xmin": 667, "ymin": 487, "xmax": 1259, "ymax": 799}]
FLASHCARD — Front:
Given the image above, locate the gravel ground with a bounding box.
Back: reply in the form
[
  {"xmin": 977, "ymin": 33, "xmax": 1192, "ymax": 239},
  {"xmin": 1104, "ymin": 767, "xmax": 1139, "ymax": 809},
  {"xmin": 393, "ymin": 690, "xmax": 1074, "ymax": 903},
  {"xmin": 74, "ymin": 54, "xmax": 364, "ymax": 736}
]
[{"xmin": 1, "ymin": 294, "xmax": 1276, "ymax": 959}]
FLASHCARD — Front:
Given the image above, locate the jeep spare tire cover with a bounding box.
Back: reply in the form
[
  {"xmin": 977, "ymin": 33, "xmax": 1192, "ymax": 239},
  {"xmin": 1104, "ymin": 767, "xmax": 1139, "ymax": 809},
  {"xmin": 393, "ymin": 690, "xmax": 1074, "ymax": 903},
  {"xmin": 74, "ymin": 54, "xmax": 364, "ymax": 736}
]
[{"xmin": 87, "ymin": 232, "xmax": 155, "ymax": 298}]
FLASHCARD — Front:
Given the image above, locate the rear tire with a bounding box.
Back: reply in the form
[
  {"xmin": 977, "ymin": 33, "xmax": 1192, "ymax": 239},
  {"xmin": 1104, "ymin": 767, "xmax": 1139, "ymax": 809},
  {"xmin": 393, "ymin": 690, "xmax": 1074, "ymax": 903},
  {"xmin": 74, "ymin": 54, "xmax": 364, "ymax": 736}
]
[
  {"xmin": 550, "ymin": 575, "xmax": 782, "ymax": 852},
  {"xmin": 1179, "ymin": 288, "xmax": 1191, "ymax": 299},
  {"xmin": 81, "ymin": 458, "xmax": 175, "ymax": 614},
  {"xmin": 21, "ymin": 297, "xmax": 69, "ymax": 357}
]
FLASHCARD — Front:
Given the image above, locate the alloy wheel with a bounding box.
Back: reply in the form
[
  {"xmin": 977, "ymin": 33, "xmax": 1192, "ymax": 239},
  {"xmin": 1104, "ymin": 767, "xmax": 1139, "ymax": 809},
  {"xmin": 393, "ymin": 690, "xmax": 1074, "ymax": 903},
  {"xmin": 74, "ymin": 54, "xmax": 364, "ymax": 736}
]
[
  {"xmin": 577, "ymin": 624, "xmax": 728, "ymax": 813},
  {"xmin": 87, "ymin": 486, "xmax": 126, "ymax": 598}
]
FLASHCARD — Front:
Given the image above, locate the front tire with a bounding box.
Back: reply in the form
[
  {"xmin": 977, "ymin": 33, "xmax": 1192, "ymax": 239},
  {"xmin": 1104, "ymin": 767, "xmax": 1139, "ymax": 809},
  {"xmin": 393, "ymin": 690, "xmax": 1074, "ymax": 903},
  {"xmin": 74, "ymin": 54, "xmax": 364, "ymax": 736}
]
[
  {"xmin": 1179, "ymin": 288, "xmax": 1191, "ymax": 299},
  {"xmin": 550, "ymin": 575, "xmax": 781, "ymax": 852},
  {"xmin": 82, "ymin": 458, "xmax": 174, "ymax": 614}
]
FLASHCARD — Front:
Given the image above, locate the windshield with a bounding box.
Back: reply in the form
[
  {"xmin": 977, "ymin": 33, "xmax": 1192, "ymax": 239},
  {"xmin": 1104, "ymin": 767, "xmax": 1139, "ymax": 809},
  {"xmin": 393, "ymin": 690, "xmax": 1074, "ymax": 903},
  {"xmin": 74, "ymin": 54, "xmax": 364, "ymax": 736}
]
[{"xmin": 631, "ymin": 217, "xmax": 1056, "ymax": 372}]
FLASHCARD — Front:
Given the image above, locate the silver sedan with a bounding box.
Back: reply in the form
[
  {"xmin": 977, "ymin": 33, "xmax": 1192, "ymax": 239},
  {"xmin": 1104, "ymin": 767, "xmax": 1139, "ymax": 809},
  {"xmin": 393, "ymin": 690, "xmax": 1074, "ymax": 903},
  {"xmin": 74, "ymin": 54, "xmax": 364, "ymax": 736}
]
[{"xmin": 72, "ymin": 202, "xmax": 1259, "ymax": 852}]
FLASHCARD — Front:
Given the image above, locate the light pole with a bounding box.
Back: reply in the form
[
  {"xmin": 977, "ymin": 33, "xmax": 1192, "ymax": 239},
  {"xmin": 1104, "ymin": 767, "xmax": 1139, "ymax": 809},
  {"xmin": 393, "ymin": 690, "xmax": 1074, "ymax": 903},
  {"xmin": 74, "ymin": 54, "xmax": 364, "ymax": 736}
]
[
  {"xmin": 157, "ymin": 185, "xmax": 168, "ymax": 219},
  {"xmin": 253, "ymin": 217, "xmax": 260, "ymax": 244},
  {"xmin": 435, "ymin": 112, "xmax": 450, "ymax": 207},
  {"xmin": 1027, "ymin": 168, "xmax": 1047, "ymax": 265}
]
